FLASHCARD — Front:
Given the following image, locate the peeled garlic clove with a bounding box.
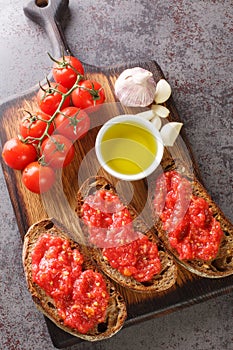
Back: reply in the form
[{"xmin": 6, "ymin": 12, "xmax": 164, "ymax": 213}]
[
  {"xmin": 151, "ymin": 104, "xmax": 170, "ymax": 118},
  {"xmin": 154, "ymin": 79, "xmax": 172, "ymax": 104},
  {"xmin": 151, "ymin": 115, "xmax": 162, "ymax": 130},
  {"xmin": 160, "ymin": 122, "xmax": 183, "ymax": 146},
  {"xmin": 136, "ymin": 110, "xmax": 156, "ymax": 120},
  {"xmin": 114, "ymin": 67, "xmax": 157, "ymax": 107}
]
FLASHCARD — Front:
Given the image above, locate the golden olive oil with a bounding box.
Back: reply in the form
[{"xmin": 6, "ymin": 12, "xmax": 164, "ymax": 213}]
[{"xmin": 101, "ymin": 122, "xmax": 157, "ymax": 175}]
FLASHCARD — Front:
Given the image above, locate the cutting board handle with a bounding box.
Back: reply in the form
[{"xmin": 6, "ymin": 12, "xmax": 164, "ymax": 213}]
[{"xmin": 23, "ymin": 0, "xmax": 72, "ymax": 58}]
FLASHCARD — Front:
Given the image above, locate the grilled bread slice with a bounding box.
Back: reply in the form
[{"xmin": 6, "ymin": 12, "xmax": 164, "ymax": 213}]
[
  {"xmin": 75, "ymin": 176, "xmax": 177, "ymax": 293},
  {"xmin": 22, "ymin": 218, "xmax": 127, "ymax": 342},
  {"xmin": 150, "ymin": 160, "xmax": 233, "ymax": 278}
]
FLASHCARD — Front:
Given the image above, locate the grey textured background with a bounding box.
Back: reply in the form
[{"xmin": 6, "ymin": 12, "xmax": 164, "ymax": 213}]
[{"xmin": 0, "ymin": 0, "xmax": 232, "ymax": 349}]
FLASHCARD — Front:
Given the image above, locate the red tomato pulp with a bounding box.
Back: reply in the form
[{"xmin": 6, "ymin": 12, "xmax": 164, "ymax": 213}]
[
  {"xmin": 80, "ymin": 189, "xmax": 161, "ymax": 282},
  {"xmin": 153, "ymin": 171, "xmax": 223, "ymax": 261},
  {"xmin": 31, "ymin": 233, "xmax": 109, "ymax": 334}
]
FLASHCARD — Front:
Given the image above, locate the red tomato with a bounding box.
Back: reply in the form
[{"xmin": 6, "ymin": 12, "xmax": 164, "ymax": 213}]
[
  {"xmin": 37, "ymin": 82, "xmax": 70, "ymax": 115},
  {"xmin": 20, "ymin": 111, "xmax": 54, "ymax": 143},
  {"xmin": 71, "ymin": 80, "xmax": 105, "ymax": 111},
  {"xmin": 2, "ymin": 138, "xmax": 37, "ymax": 170},
  {"xmin": 41, "ymin": 134, "xmax": 75, "ymax": 168},
  {"xmin": 54, "ymin": 106, "xmax": 90, "ymax": 141},
  {"xmin": 52, "ymin": 55, "xmax": 84, "ymax": 90},
  {"xmin": 22, "ymin": 161, "xmax": 55, "ymax": 194}
]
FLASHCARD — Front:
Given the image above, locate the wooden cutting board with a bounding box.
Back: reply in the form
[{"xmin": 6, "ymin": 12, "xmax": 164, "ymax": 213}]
[{"xmin": 0, "ymin": 1, "xmax": 233, "ymax": 348}]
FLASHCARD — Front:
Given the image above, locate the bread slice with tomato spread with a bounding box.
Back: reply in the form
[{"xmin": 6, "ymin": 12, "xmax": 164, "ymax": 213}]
[
  {"xmin": 150, "ymin": 159, "xmax": 233, "ymax": 278},
  {"xmin": 75, "ymin": 176, "xmax": 177, "ymax": 293},
  {"xmin": 22, "ymin": 218, "xmax": 127, "ymax": 342}
]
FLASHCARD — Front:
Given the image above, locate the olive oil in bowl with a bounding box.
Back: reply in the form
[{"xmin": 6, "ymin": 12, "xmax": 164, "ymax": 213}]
[{"xmin": 95, "ymin": 114, "xmax": 164, "ymax": 181}]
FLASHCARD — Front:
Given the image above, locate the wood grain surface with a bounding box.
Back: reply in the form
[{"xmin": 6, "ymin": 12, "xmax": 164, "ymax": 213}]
[{"xmin": 0, "ymin": 60, "xmax": 233, "ymax": 348}]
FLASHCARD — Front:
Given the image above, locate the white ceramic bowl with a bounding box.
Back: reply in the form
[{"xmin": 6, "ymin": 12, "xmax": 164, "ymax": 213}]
[{"xmin": 95, "ymin": 114, "xmax": 164, "ymax": 181}]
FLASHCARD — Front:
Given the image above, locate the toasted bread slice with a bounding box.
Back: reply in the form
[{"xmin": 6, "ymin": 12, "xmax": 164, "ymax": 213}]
[
  {"xmin": 150, "ymin": 161, "xmax": 233, "ymax": 278},
  {"xmin": 22, "ymin": 218, "xmax": 127, "ymax": 342},
  {"xmin": 75, "ymin": 176, "xmax": 177, "ymax": 293}
]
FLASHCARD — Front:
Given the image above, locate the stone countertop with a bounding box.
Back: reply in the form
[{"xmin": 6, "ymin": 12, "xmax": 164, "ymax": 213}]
[{"xmin": 0, "ymin": 0, "xmax": 232, "ymax": 349}]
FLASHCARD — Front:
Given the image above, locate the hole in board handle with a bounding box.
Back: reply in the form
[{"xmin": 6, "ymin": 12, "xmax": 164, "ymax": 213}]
[{"xmin": 36, "ymin": 0, "xmax": 48, "ymax": 8}]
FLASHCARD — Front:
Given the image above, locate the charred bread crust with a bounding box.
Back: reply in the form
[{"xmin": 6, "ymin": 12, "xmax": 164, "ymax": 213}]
[
  {"xmin": 22, "ymin": 218, "xmax": 127, "ymax": 341},
  {"xmin": 150, "ymin": 161, "xmax": 233, "ymax": 278},
  {"xmin": 75, "ymin": 176, "xmax": 177, "ymax": 293}
]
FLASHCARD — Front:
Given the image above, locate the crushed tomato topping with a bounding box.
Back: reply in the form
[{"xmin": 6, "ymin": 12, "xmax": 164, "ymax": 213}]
[
  {"xmin": 80, "ymin": 189, "xmax": 161, "ymax": 282},
  {"xmin": 153, "ymin": 171, "xmax": 223, "ymax": 261},
  {"xmin": 31, "ymin": 233, "xmax": 109, "ymax": 334}
]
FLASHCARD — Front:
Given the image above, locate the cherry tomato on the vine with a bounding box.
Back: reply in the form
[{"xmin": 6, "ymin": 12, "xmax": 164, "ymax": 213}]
[
  {"xmin": 54, "ymin": 106, "xmax": 90, "ymax": 141},
  {"xmin": 71, "ymin": 80, "xmax": 105, "ymax": 111},
  {"xmin": 20, "ymin": 110, "xmax": 54, "ymax": 143},
  {"xmin": 37, "ymin": 82, "xmax": 70, "ymax": 115},
  {"xmin": 41, "ymin": 134, "xmax": 75, "ymax": 169},
  {"xmin": 2, "ymin": 138, "xmax": 37, "ymax": 170},
  {"xmin": 22, "ymin": 161, "xmax": 55, "ymax": 194},
  {"xmin": 52, "ymin": 55, "xmax": 84, "ymax": 90}
]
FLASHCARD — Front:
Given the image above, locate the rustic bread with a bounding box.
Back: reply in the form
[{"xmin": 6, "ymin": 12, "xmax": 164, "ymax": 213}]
[
  {"xmin": 75, "ymin": 176, "xmax": 177, "ymax": 293},
  {"xmin": 22, "ymin": 218, "xmax": 127, "ymax": 341},
  {"xmin": 150, "ymin": 160, "xmax": 233, "ymax": 278}
]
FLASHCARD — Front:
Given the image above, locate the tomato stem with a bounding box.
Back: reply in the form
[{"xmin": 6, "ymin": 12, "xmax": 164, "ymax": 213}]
[
  {"xmin": 47, "ymin": 52, "xmax": 84, "ymax": 77},
  {"xmin": 19, "ymin": 66, "xmax": 89, "ymax": 152},
  {"xmin": 49, "ymin": 136, "xmax": 65, "ymax": 153},
  {"xmin": 79, "ymin": 83, "xmax": 101, "ymax": 101}
]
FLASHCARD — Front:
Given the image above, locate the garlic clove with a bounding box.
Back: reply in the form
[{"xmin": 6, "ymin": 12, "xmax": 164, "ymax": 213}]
[
  {"xmin": 151, "ymin": 115, "xmax": 162, "ymax": 130},
  {"xmin": 154, "ymin": 79, "xmax": 172, "ymax": 104},
  {"xmin": 136, "ymin": 110, "xmax": 156, "ymax": 120},
  {"xmin": 160, "ymin": 122, "xmax": 183, "ymax": 146},
  {"xmin": 151, "ymin": 104, "xmax": 170, "ymax": 118},
  {"xmin": 114, "ymin": 67, "xmax": 157, "ymax": 107}
]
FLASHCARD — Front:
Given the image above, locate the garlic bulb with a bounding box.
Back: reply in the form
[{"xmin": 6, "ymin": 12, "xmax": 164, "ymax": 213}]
[
  {"xmin": 154, "ymin": 79, "xmax": 172, "ymax": 104},
  {"xmin": 114, "ymin": 67, "xmax": 157, "ymax": 107}
]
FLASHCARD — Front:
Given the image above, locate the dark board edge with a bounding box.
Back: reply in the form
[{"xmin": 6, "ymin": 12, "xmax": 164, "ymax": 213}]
[{"xmin": 46, "ymin": 276, "xmax": 233, "ymax": 348}]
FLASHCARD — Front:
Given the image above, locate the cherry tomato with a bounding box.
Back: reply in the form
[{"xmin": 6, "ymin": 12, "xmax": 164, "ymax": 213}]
[
  {"xmin": 37, "ymin": 82, "xmax": 70, "ymax": 115},
  {"xmin": 71, "ymin": 80, "xmax": 105, "ymax": 111},
  {"xmin": 20, "ymin": 111, "xmax": 54, "ymax": 143},
  {"xmin": 54, "ymin": 106, "xmax": 90, "ymax": 141},
  {"xmin": 52, "ymin": 55, "xmax": 84, "ymax": 90},
  {"xmin": 41, "ymin": 134, "xmax": 75, "ymax": 169},
  {"xmin": 22, "ymin": 161, "xmax": 55, "ymax": 194},
  {"xmin": 2, "ymin": 138, "xmax": 37, "ymax": 170}
]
